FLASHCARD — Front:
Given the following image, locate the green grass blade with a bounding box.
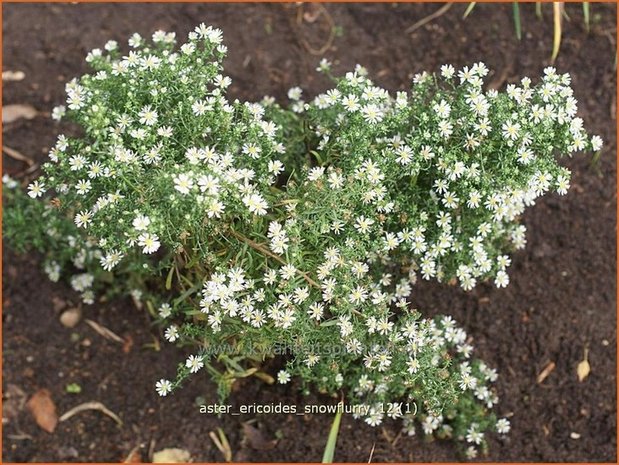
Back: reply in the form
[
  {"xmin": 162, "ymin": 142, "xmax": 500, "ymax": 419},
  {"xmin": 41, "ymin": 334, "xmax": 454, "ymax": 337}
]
[
  {"xmin": 165, "ymin": 264, "xmax": 175, "ymax": 290},
  {"xmin": 583, "ymin": 2, "xmax": 590, "ymax": 33},
  {"xmin": 322, "ymin": 406, "xmax": 343, "ymax": 463},
  {"xmin": 535, "ymin": 2, "xmax": 542, "ymax": 19},
  {"xmin": 552, "ymin": 2, "xmax": 563, "ymax": 63},
  {"xmin": 463, "ymin": 2, "xmax": 477, "ymax": 19},
  {"xmin": 513, "ymin": 2, "xmax": 522, "ymax": 41}
]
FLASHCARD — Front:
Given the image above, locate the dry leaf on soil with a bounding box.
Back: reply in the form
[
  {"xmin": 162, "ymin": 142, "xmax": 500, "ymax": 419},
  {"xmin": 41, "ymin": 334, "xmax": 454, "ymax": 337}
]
[
  {"xmin": 26, "ymin": 388, "xmax": 58, "ymax": 433},
  {"xmin": 3, "ymin": 384, "xmax": 27, "ymax": 422},
  {"xmin": 577, "ymin": 347, "xmax": 591, "ymax": 382},
  {"xmin": 3, "ymin": 104, "xmax": 39, "ymax": 124},
  {"xmin": 2, "ymin": 70, "xmax": 26, "ymax": 81},
  {"xmin": 536, "ymin": 361, "xmax": 556, "ymax": 384},
  {"xmin": 152, "ymin": 448, "xmax": 192, "ymax": 463}
]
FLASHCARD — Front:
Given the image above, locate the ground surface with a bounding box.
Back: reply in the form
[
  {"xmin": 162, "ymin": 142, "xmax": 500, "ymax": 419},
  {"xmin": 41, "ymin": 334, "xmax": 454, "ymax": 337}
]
[{"xmin": 2, "ymin": 3, "xmax": 617, "ymax": 462}]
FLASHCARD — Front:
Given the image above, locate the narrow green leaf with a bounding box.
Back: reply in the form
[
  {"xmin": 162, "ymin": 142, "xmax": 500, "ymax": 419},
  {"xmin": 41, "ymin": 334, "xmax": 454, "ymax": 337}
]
[
  {"xmin": 583, "ymin": 2, "xmax": 590, "ymax": 33},
  {"xmin": 535, "ymin": 2, "xmax": 542, "ymax": 19},
  {"xmin": 322, "ymin": 406, "xmax": 343, "ymax": 463},
  {"xmin": 463, "ymin": 2, "xmax": 477, "ymax": 19},
  {"xmin": 165, "ymin": 264, "xmax": 175, "ymax": 290},
  {"xmin": 552, "ymin": 2, "xmax": 563, "ymax": 63},
  {"xmin": 512, "ymin": 3, "xmax": 522, "ymax": 41},
  {"xmin": 173, "ymin": 282, "xmax": 201, "ymax": 306}
]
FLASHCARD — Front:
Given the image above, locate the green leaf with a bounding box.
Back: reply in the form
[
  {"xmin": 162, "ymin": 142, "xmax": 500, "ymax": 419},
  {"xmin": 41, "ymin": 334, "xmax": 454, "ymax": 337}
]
[
  {"xmin": 463, "ymin": 2, "xmax": 477, "ymax": 19},
  {"xmin": 66, "ymin": 383, "xmax": 82, "ymax": 394},
  {"xmin": 512, "ymin": 3, "xmax": 522, "ymax": 41},
  {"xmin": 173, "ymin": 282, "xmax": 201, "ymax": 306},
  {"xmin": 583, "ymin": 2, "xmax": 590, "ymax": 33},
  {"xmin": 552, "ymin": 2, "xmax": 563, "ymax": 63},
  {"xmin": 322, "ymin": 405, "xmax": 343, "ymax": 463},
  {"xmin": 165, "ymin": 264, "xmax": 175, "ymax": 290}
]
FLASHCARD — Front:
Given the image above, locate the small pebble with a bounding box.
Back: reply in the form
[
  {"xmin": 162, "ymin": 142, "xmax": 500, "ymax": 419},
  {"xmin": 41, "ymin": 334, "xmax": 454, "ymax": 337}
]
[{"xmin": 60, "ymin": 307, "xmax": 82, "ymax": 328}]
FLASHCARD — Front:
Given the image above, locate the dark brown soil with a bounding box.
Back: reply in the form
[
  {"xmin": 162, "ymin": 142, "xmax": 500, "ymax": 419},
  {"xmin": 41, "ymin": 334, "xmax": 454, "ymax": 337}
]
[{"xmin": 2, "ymin": 3, "xmax": 616, "ymax": 462}]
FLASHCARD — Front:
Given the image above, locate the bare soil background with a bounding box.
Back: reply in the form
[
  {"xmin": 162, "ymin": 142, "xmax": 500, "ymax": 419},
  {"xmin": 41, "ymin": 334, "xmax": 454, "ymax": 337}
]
[{"xmin": 3, "ymin": 3, "xmax": 617, "ymax": 462}]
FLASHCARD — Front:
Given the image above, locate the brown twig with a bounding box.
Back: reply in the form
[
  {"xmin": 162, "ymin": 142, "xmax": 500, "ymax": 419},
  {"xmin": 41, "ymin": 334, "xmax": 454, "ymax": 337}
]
[
  {"xmin": 59, "ymin": 401, "xmax": 122, "ymax": 425},
  {"xmin": 2, "ymin": 145, "xmax": 40, "ymax": 180},
  {"xmin": 84, "ymin": 319, "xmax": 124, "ymax": 344},
  {"xmin": 405, "ymin": 3, "xmax": 453, "ymax": 35},
  {"xmin": 228, "ymin": 229, "xmax": 320, "ymax": 289},
  {"xmin": 3, "ymin": 145, "xmax": 34, "ymax": 166},
  {"xmin": 296, "ymin": 4, "xmax": 336, "ymax": 56}
]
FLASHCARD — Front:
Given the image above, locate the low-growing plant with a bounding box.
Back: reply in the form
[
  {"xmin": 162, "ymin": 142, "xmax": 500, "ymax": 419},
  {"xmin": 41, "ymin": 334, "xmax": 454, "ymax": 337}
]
[{"xmin": 3, "ymin": 23, "xmax": 602, "ymax": 457}]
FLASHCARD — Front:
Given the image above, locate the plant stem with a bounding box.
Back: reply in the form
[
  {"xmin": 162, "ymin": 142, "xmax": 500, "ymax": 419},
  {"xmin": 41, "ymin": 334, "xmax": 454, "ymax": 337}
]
[{"xmin": 228, "ymin": 228, "xmax": 321, "ymax": 289}]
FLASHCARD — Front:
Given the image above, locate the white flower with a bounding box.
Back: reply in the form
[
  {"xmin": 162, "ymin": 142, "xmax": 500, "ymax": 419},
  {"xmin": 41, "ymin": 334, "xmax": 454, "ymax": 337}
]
[
  {"xmin": 51, "ymin": 105, "xmax": 66, "ymax": 121},
  {"xmin": 348, "ymin": 285, "xmax": 368, "ymax": 305},
  {"xmin": 494, "ymin": 270, "xmax": 509, "ymax": 288},
  {"xmin": 243, "ymin": 193, "xmax": 268, "ymax": 215},
  {"xmin": 466, "ymin": 427, "xmax": 484, "ymax": 445},
  {"xmin": 100, "ymin": 250, "xmax": 123, "ymax": 271},
  {"xmin": 496, "ymin": 418, "xmax": 511, "ymax": 434},
  {"xmin": 517, "ymin": 147, "xmax": 534, "ymax": 165},
  {"xmin": 440, "ymin": 64, "xmax": 455, "ymax": 79},
  {"xmin": 104, "ymin": 40, "xmax": 118, "ymax": 51},
  {"xmin": 2, "ymin": 174, "xmax": 18, "ymax": 189},
  {"xmin": 467, "ymin": 190, "xmax": 481, "ymax": 209},
  {"xmin": 181, "ymin": 42, "xmax": 196, "ymax": 55},
  {"xmin": 141, "ymin": 54, "xmax": 161, "ymax": 70},
  {"xmin": 192, "ymin": 99, "xmax": 210, "ymax": 116},
  {"xmin": 287, "ymin": 86, "xmax": 303, "ymax": 100},
  {"xmin": 133, "ymin": 214, "xmax": 151, "ymax": 231},
  {"xmin": 277, "ymin": 370, "xmax": 291, "ymax": 384},
  {"xmin": 158, "ymin": 303, "xmax": 172, "ymax": 319},
  {"xmin": 361, "ymin": 103, "xmax": 384, "ymax": 124},
  {"xmin": 138, "ymin": 233, "xmax": 161, "ymax": 254},
  {"xmin": 164, "ymin": 325, "xmax": 179, "ymax": 342},
  {"xmin": 70, "ymin": 273, "xmax": 94, "ymax": 292},
  {"xmin": 556, "ymin": 175, "xmax": 570, "ymax": 195},
  {"xmin": 74, "ymin": 210, "xmax": 93, "ymax": 228},
  {"xmin": 316, "ymin": 58, "xmax": 331, "ymax": 72},
  {"xmin": 354, "ymin": 216, "xmax": 375, "ymax": 234},
  {"xmin": 465, "ymin": 446, "xmax": 477, "ymax": 459},
  {"xmin": 501, "ymin": 121, "xmax": 520, "ymax": 141},
  {"xmin": 419, "ymin": 145, "xmax": 434, "ymax": 161},
  {"xmin": 138, "ymin": 105, "xmax": 158, "ymax": 126},
  {"xmin": 433, "ymin": 99, "xmax": 451, "ymax": 119},
  {"xmin": 242, "ymin": 143, "xmax": 262, "ymax": 159},
  {"xmin": 365, "ymin": 408, "xmax": 384, "ymax": 427},
  {"xmin": 591, "ymin": 135, "xmax": 603, "ymax": 151},
  {"xmin": 438, "ymin": 120, "xmax": 453, "ymax": 138},
  {"xmin": 395, "ymin": 146, "xmax": 413, "ymax": 165},
  {"xmin": 268, "ymin": 160, "xmax": 284, "ymax": 175},
  {"xmin": 75, "ymin": 179, "xmax": 92, "ymax": 195},
  {"xmin": 87, "ymin": 161, "xmax": 103, "ymax": 178},
  {"xmin": 342, "ymin": 94, "xmax": 360, "ymax": 112},
  {"xmin": 27, "ymin": 180, "xmax": 46, "ymax": 198},
  {"xmin": 157, "ymin": 126, "xmax": 173, "ymax": 138},
  {"xmin": 156, "ymin": 379, "xmax": 173, "ymax": 396},
  {"xmin": 173, "ymin": 173, "xmax": 194, "ymax": 194},
  {"xmin": 186, "ymin": 354, "xmax": 204, "ymax": 373},
  {"xmin": 128, "ymin": 33, "xmax": 142, "ymax": 48}
]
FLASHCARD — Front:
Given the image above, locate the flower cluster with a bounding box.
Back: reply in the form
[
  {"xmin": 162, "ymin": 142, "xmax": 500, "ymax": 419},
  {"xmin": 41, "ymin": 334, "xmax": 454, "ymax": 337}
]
[{"xmin": 4, "ymin": 23, "xmax": 601, "ymax": 457}]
